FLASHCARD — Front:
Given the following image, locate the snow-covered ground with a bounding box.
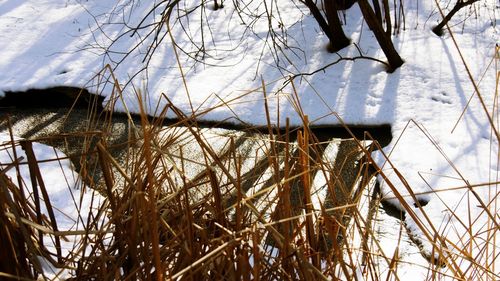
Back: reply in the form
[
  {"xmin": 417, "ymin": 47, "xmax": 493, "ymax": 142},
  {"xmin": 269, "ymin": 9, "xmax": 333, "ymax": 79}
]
[{"xmin": 0, "ymin": 0, "xmax": 498, "ymax": 279}]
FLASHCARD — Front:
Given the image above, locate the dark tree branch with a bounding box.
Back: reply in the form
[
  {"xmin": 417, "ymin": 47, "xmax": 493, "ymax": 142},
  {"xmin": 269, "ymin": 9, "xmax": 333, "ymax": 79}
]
[
  {"xmin": 432, "ymin": 0, "xmax": 480, "ymax": 36},
  {"xmin": 284, "ymin": 45, "xmax": 390, "ymax": 87}
]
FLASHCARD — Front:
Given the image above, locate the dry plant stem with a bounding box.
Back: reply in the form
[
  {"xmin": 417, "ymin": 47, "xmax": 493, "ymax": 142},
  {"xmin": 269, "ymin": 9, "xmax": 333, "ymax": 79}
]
[
  {"xmin": 255, "ymin": 203, "xmax": 358, "ymax": 232},
  {"xmin": 432, "ymin": 0, "xmax": 480, "ymax": 36},
  {"xmin": 95, "ymin": 140, "xmax": 131, "ymax": 277},
  {"xmin": 330, "ymin": 112, "xmax": 463, "ymax": 270},
  {"xmin": 298, "ymin": 121, "xmax": 320, "ymax": 269},
  {"xmin": 262, "ymin": 78, "xmax": 291, "ymax": 278},
  {"xmin": 96, "ymin": 140, "xmax": 117, "ymax": 209},
  {"xmin": 164, "ymin": 95, "xmax": 330, "ymax": 280},
  {"xmin": 171, "ymin": 239, "xmax": 243, "ymax": 280},
  {"xmin": 350, "ymin": 204, "xmax": 396, "ymax": 279},
  {"xmin": 433, "ymin": 0, "xmax": 500, "ymax": 143},
  {"xmin": 261, "ymin": 79, "xmax": 301, "ymax": 278},
  {"xmin": 90, "ymin": 64, "xmax": 139, "ymax": 135},
  {"xmin": 167, "ymin": 19, "xmax": 195, "ymax": 116},
  {"xmin": 411, "ymin": 120, "xmax": 499, "ymax": 231},
  {"xmin": 361, "ymin": 175, "xmax": 381, "ymax": 266},
  {"xmin": 451, "ymin": 47, "xmax": 498, "ymax": 133},
  {"xmin": 384, "ymin": 180, "xmax": 500, "ymax": 200},
  {"xmin": 6, "ymin": 118, "xmax": 25, "ymax": 197},
  {"xmin": 137, "ymin": 93, "xmax": 164, "ymax": 280},
  {"xmin": 8, "ymin": 60, "xmax": 495, "ymax": 278},
  {"xmin": 0, "ymin": 272, "xmax": 37, "ymax": 281},
  {"xmin": 2, "ymin": 211, "xmax": 108, "ymax": 236},
  {"xmin": 23, "ymin": 143, "xmax": 44, "ymax": 244},
  {"xmin": 281, "ymin": 118, "xmax": 293, "ymax": 275},
  {"xmin": 261, "ymin": 78, "xmax": 282, "ymax": 204},
  {"xmin": 367, "ymin": 140, "xmax": 466, "ymax": 275},
  {"xmin": 390, "ymin": 116, "xmax": 498, "ymax": 239},
  {"xmin": 20, "ymin": 141, "xmax": 62, "ymax": 264},
  {"xmin": 208, "ymin": 167, "xmax": 226, "ymax": 228},
  {"xmin": 178, "ymin": 147, "xmax": 196, "ymax": 276},
  {"xmin": 96, "ymin": 142, "xmax": 135, "ymax": 187},
  {"xmin": 291, "ymin": 82, "xmax": 364, "ymax": 277},
  {"xmin": 0, "ymin": 166, "xmax": 43, "ymax": 276}
]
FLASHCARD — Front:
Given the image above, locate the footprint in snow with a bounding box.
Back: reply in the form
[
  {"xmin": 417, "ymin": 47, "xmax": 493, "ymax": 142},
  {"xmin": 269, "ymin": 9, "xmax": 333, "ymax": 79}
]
[{"xmin": 430, "ymin": 91, "xmax": 452, "ymax": 105}]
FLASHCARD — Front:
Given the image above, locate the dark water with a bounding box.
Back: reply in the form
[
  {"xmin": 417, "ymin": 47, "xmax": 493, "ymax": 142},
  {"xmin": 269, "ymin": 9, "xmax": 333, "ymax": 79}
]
[{"xmin": 0, "ymin": 87, "xmax": 393, "ymax": 147}]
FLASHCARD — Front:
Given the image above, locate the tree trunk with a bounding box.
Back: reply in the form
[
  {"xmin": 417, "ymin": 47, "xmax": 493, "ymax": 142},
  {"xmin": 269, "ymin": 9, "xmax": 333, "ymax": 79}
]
[
  {"xmin": 324, "ymin": 0, "xmax": 351, "ymax": 52},
  {"xmin": 337, "ymin": 0, "xmax": 358, "ymax": 10},
  {"xmin": 382, "ymin": 0, "xmax": 392, "ymax": 36},
  {"xmin": 372, "ymin": 0, "xmax": 383, "ymax": 24},
  {"xmin": 357, "ymin": 0, "xmax": 404, "ymax": 71},
  {"xmin": 213, "ymin": 0, "xmax": 223, "ymax": 10},
  {"xmin": 432, "ymin": 0, "xmax": 479, "ymax": 36},
  {"xmin": 303, "ymin": 0, "xmax": 336, "ymax": 42}
]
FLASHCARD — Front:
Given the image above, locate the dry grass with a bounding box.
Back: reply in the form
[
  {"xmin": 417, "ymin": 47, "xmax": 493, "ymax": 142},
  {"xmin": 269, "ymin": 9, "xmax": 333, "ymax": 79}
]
[{"xmin": 0, "ymin": 48, "xmax": 498, "ymax": 280}]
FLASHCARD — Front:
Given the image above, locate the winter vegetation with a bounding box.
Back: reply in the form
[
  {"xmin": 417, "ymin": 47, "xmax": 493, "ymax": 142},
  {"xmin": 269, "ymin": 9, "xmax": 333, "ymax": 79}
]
[{"xmin": 0, "ymin": 0, "xmax": 498, "ymax": 280}]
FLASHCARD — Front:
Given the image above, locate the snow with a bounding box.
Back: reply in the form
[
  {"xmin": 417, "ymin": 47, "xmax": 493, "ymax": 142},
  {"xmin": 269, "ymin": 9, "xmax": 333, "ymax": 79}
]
[{"xmin": 0, "ymin": 0, "xmax": 498, "ymax": 279}]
